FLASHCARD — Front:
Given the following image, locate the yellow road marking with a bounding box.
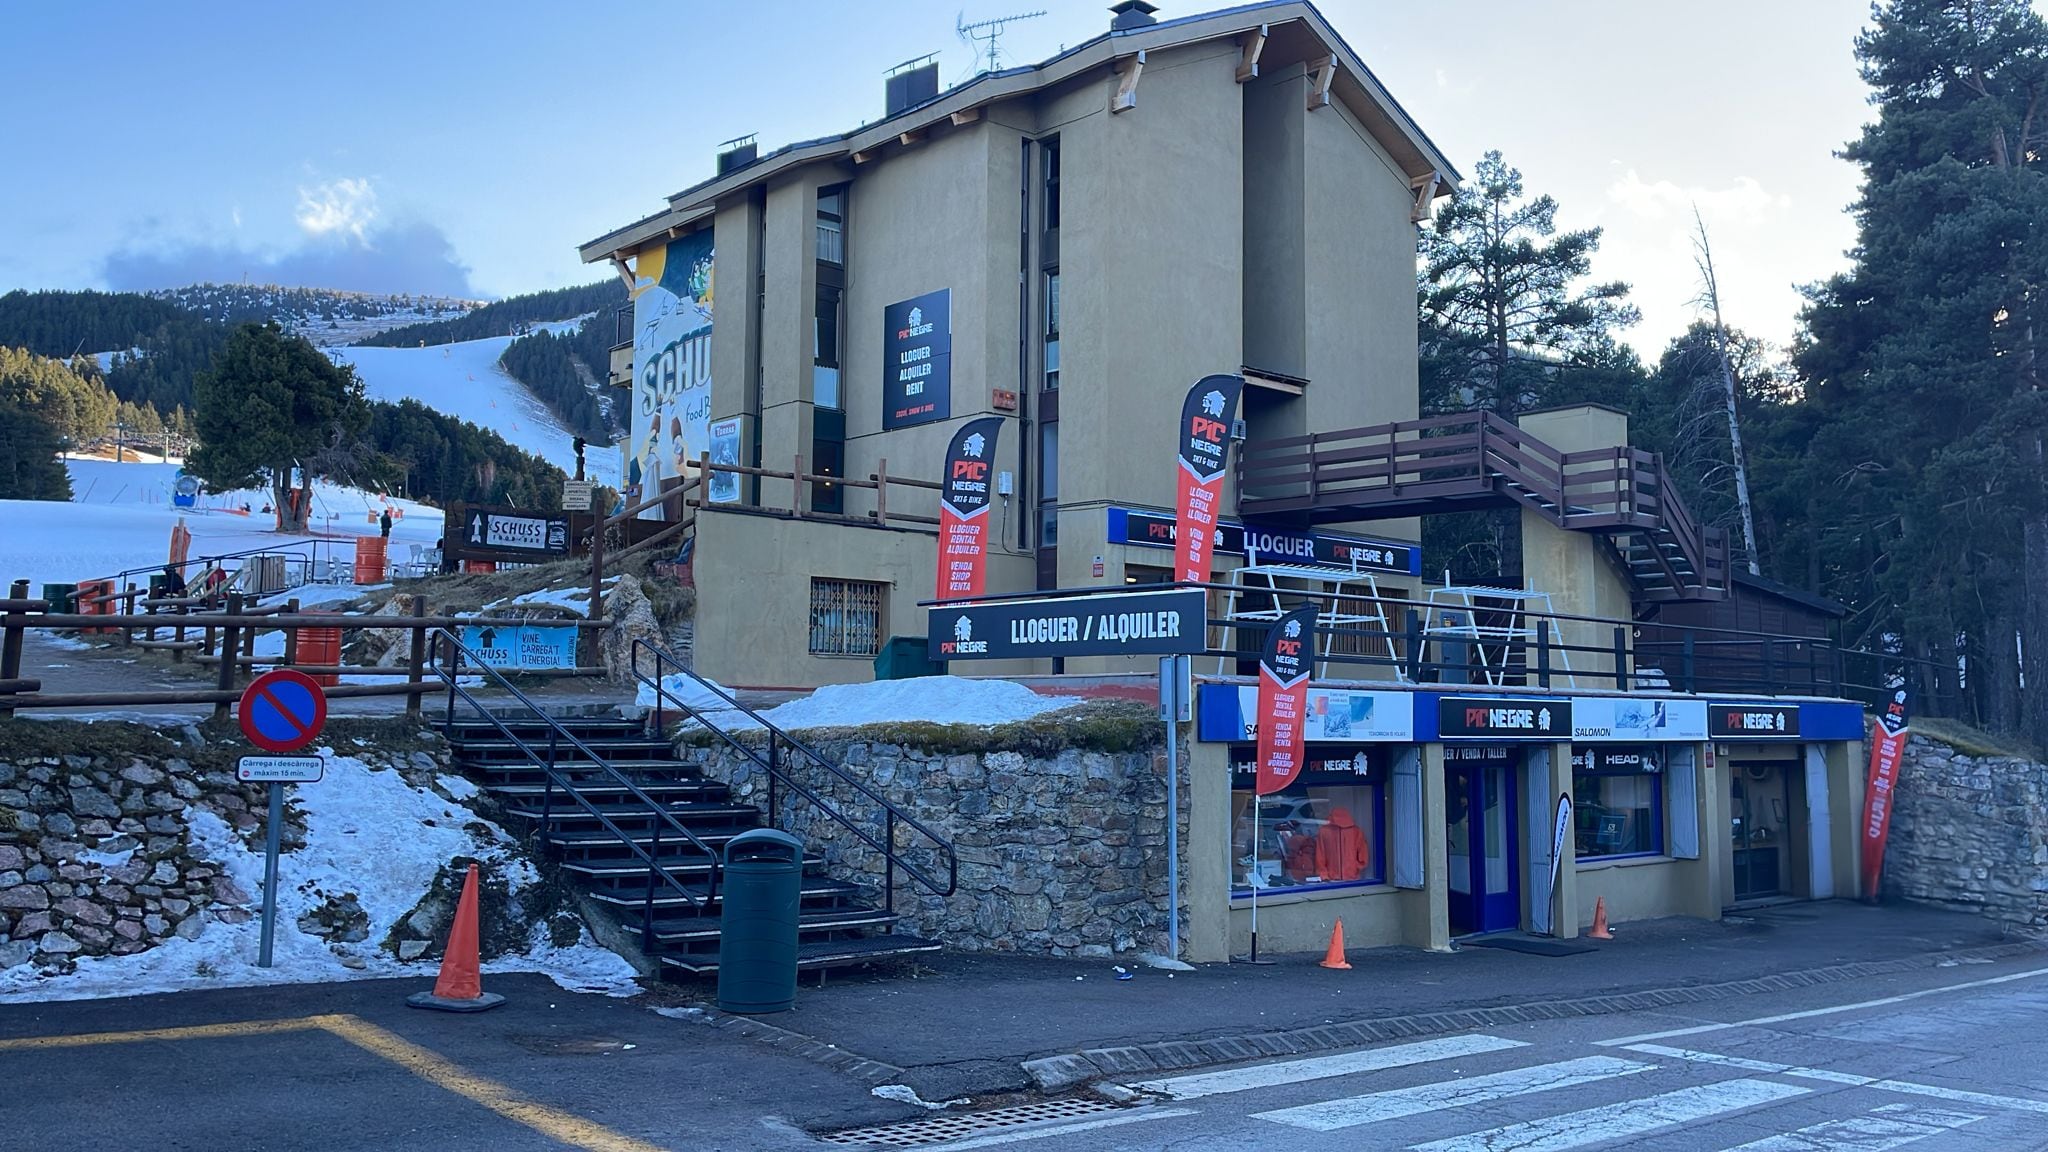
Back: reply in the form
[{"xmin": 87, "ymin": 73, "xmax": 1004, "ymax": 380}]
[
  {"xmin": 0, "ymin": 1016, "xmax": 322, "ymax": 1050},
  {"xmin": 0, "ymin": 1012, "xmax": 668, "ymax": 1152},
  {"xmin": 313, "ymin": 1014, "xmax": 668, "ymax": 1152}
]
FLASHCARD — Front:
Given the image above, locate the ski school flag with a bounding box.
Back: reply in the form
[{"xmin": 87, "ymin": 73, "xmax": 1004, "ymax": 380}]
[
  {"xmin": 1858, "ymin": 688, "xmax": 1912, "ymax": 900},
  {"xmin": 1173, "ymin": 374, "xmax": 1244, "ymax": 586},
  {"xmin": 1255, "ymin": 603, "xmax": 1319, "ymax": 795},
  {"xmin": 937, "ymin": 417, "xmax": 1003, "ymax": 600}
]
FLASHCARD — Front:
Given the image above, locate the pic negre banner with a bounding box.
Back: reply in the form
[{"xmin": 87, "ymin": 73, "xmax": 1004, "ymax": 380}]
[
  {"xmin": 930, "ymin": 589, "xmax": 1206, "ymax": 661},
  {"xmin": 1172, "ymin": 374, "xmax": 1243, "ymax": 585},
  {"xmin": 1254, "ymin": 604, "xmax": 1319, "ymax": 795},
  {"xmin": 883, "ymin": 289, "xmax": 951, "ymax": 429},
  {"xmin": 1858, "ymin": 689, "xmax": 1911, "ymax": 900},
  {"xmin": 1708, "ymin": 703, "xmax": 1801, "ymax": 738},
  {"xmin": 1111, "ymin": 508, "xmax": 1418, "ymax": 575},
  {"xmin": 937, "ymin": 418, "xmax": 1003, "ymax": 601},
  {"xmin": 1438, "ymin": 696, "xmax": 1573, "ymax": 740}
]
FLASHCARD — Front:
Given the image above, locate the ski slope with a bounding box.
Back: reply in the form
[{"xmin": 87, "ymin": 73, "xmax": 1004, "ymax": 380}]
[
  {"xmin": 0, "ymin": 459, "xmax": 443, "ymax": 590},
  {"xmin": 328, "ymin": 322, "xmax": 622, "ymax": 488}
]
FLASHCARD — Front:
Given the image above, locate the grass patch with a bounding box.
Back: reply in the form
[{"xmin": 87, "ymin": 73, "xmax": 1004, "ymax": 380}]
[
  {"xmin": 392, "ymin": 550, "xmax": 693, "ymax": 627},
  {"xmin": 678, "ymin": 700, "xmax": 1162, "ymax": 756},
  {"xmin": 1913, "ymin": 717, "xmax": 2042, "ymax": 762},
  {"xmin": 0, "ymin": 715, "xmax": 444, "ymax": 771}
]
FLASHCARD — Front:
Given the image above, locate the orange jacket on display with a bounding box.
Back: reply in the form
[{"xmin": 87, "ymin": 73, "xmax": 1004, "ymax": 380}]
[{"xmin": 1316, "ymin": 807, "xmax": 1371, "ymax": 882}]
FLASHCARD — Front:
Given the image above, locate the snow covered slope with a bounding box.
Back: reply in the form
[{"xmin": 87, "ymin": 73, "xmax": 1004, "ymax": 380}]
[
  {"xmin": 0, "ymin": 459, "xmax": 443, "ymax": 589},
  {"xmin": 328, "ymin": 324, "xmax": 621, "ymax": 487}
]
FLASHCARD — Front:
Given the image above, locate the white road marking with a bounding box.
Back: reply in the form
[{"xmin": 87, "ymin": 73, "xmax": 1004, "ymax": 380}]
[
  {"xmin": 1595, "ymin": 965, "xmax": 2048, "ymax": 1047},
  {"xmin": 1131, "ymin": 1034, "xmax": 1528, "ymax": 1100},
  {"xmin": 1624, "ymin": 1043, "xmax": 2048, "ymax": 1116},
  {"xmin": 1253, "ymin": 1056, "xmax": 1652, "ymax": 1131},
  {"xmin": 915, "ymin": 1107, "xmax": 1196, "ymax": 1150},
  {"xmin": 1408, "ymin": 1078, "xmax": 1810, "ymax": 1152},
  {"xmin": 1718, "ymin": 1102, "xmax": 1985, "ymax": 1151}
]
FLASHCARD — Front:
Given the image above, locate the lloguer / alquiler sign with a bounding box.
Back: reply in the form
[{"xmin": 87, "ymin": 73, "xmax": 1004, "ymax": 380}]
[{"xmin": 931, "ymin": 588, "xmax": 1206, "ymax": 661}]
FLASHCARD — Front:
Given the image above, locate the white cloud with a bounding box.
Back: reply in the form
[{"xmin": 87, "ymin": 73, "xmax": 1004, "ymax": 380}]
[
  {"xmin": 1607, "ymin": 169, "xmax": 1787, "ymax": 224},
  {"xmin": 294, "ymin": 177, "xmax": 378, "ymax": 241}
]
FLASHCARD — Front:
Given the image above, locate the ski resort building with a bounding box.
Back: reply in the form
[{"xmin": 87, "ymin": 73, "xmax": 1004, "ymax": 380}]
[{"xmin": 580, "ymin": 0, "xmax": 1456, "ymax": 688}]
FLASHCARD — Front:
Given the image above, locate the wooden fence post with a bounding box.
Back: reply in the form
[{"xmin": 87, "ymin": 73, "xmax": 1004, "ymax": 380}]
[
  {"xmin": 214, "ymin": 591, "xmax": 243, "ymax": 719},
  {"xmin": 875, "ymin": 458, "xmax": 889, "ymax": 527},
  {"xmin": 2, "ymin": 579, "xmax": 27, "ymax": 681},
  {"xmin": 283, "ymin": 598, "xmax": 301, "ymax": 667},
  {"xmin": 407, "ymin": 596, "xmax": 429, "ymax": 716},
  {"xmin": 793, "ymin": 453, "xmax": 805, "ymax": 518}
]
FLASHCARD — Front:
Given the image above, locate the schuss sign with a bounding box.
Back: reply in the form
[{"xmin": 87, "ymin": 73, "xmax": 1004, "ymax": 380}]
[
  {"xmin": 931, "ymin": 588, "xmax": 1207, "ymax": 661},
  {"xmin": 1106, "ymin": 507, "xmax": 1420, "ymax": 575}
]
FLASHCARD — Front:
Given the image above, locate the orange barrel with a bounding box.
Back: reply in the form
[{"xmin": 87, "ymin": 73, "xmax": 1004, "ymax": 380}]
[
  {"xmin": 297, "ymin": 613, "xmax": 343, "ymax": 687},
  {"xmin": 76, "ymin": 578, "xmax": 116, "ymax": 634},
  {"xmin": 353, "ymin": 535, "xmax": 389, "ymax": 585},
  {"xmin": 461, "ymin": 559, "xmax": 496, "ymax": 574}
]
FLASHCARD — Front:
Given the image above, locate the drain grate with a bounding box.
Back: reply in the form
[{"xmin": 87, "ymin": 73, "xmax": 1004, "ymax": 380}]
[{"xmin": 819, "ymin": 1097, "xmax": 1124, "ymax": 1148}]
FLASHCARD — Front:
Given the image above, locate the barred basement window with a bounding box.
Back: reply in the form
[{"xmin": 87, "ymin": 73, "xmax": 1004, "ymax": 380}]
[{"xmin": 809, "ymin": 578, "xmax": 885, "ymax": 657}]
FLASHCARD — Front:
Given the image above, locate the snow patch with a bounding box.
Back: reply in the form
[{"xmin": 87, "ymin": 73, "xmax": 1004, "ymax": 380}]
[{"xmin": 648, "ymin": 676, "xmax": 1079, "ymax": 734}]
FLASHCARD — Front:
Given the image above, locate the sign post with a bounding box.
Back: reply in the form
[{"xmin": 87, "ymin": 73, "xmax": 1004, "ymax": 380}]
[
  {"xmin": 237, "ymin": 668, "xmax": 329, "ymax": 968},
  {"xmin": 1158, "ymin": 654, "xmax": 1191, "ymax": 964}
]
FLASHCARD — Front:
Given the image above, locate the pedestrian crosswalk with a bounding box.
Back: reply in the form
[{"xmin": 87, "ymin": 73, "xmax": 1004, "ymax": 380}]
[{"xmin": 1125, "ymin": 1032, "xmax": 2033, "ymax": 1151}]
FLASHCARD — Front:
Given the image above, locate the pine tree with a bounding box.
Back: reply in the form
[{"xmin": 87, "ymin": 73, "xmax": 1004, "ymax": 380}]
[
  {"xmin": 188, "ymin": 324, "xmax": 370, "ymax": 532},
  {"xmin": 1795, "ymin": 0, "xmax": 2048, "ymax": 740}
]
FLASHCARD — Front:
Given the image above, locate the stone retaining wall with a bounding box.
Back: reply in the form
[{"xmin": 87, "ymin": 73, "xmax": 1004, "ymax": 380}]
[
  {"xmin": 1883, "ymin": 731, "xmax": 2048, "ymax": 933},
  {"xmin": 678, "ymin": 720, "xmax": 1186, "ymax": 958}
]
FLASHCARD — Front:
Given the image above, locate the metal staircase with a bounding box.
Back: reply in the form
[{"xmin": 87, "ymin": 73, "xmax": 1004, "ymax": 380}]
[
  {"xmin": 1236, "ymin": 409, "xmax": 1729, "ymax": 602},
  {"xmin": 430, "ymin": 631, "xmax": 944, "ymax": 978}
]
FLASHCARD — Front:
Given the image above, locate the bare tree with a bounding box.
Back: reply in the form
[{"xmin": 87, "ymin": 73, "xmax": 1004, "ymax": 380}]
[{"xmin": 1691, "ymin": 209, "xmax": 1761, "ymax": 576}]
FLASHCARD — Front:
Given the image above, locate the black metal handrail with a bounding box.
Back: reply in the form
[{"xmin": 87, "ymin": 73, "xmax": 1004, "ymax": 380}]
[
  {"xmin": 631, "ymin": 639, "xmax": 958, "ymax": 911},
  {"xmin": 428, "ymin": 628, "xmax": 720, "ymax": 945}
]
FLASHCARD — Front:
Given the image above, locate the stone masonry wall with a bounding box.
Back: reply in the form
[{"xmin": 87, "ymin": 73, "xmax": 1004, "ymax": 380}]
[
  {"xmin": 677, "ymin": 722, "xmax": 1189, "ymax": 959},
  {"xmin": 1882, "ymin": 731, "xmax": 2048, "ymax": 934}
]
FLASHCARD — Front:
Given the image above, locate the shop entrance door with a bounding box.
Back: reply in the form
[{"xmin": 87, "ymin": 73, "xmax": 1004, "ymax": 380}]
[
  {"xmin": 1446, "ymin": 758, "xmax": 1520, "ymax": 935},
  {"xmin": 1730, "ymin": 762, "xmax": 1789, "ymax": 901}
]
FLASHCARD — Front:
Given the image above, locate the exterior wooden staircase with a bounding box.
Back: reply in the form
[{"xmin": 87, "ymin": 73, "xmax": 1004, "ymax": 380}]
[{"xmin": 1237, "ymin": 410, "xmax": 1729, "ymax": 602}]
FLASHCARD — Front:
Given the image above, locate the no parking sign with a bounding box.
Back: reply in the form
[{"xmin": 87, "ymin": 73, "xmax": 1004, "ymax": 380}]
[{"xmin": 238, "ymin": 668, "xmax": 328, "ymax": 753}]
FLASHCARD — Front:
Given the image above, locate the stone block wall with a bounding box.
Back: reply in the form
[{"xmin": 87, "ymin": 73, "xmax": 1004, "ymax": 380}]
[
  {"xmin": 677, "ymin": 723, "xmax": 1188, "ymax": 958},
  {"xmin": 0, "ymin": 729, "xmax": 273, "ymax": 971},
  {"xmin": 1882, "ymin": 732, "xmax": 2048, "ymax": 933}
]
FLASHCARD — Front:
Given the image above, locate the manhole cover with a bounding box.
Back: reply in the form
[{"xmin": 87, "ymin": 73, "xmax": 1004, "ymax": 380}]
[
  {"xmin": 819, "ymin": 1097, "xmax": 1124, "ymax": 1149},
  {"xmin": 504, "ymin": 1034, "xmax": 635, "ymax": 1056}
]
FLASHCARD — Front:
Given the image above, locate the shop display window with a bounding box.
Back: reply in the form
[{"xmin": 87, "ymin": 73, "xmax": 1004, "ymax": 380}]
[
  {"xmin": 1230, "ymin": 750, "xmax": 1386, "ymax": 894},
  {"xmin": 1571, "ymin": 745, "xmax": 1665, "ymax": 860}
]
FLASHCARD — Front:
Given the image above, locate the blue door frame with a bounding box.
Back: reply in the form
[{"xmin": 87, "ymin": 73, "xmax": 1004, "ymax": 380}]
[{"xmin": 1447, "ymin": 756, "xmax": 1521, "ymax": 935}]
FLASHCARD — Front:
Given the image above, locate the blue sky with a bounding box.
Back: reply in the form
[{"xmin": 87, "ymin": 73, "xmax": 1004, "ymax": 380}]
[{"xmin": 5, "ymin": 1, "xmax": 1906, "ymax": 352}]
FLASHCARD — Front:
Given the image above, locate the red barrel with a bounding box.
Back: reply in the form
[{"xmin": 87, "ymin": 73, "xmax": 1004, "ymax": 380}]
[
  {"xmin": 461, "ymin": 559, "xmax": 496, "ymax": 574},
  {"xmin": 354, "ymin": 536, "xmax": 388, "ymax": 585},
  {"xmin": 297, "ymin": 617, "xmax": 343, "ymax": 687}
]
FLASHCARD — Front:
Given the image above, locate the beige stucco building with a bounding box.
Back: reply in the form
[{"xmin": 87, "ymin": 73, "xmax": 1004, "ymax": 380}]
[{"xmin": 581, "ymin": 0, "xmax": 1456, "ymax": 689}]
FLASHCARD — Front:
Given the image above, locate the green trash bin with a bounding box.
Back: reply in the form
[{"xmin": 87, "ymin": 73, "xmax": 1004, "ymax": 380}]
[
  {"xmin": 716, "ymin": 828, "xmax": 805, "ymax": 1014},
  {"xmin": 40, "ymin": 583, "xmax": 77, "ymax": 614},
  {"xmin": 873, "ymin": 635, "xmax": 945, "ymax": 680}
]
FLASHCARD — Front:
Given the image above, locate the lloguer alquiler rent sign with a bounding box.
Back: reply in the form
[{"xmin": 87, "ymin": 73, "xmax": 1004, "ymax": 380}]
[{"xmin": 931, "ymin": 588, "xmax": 1206, "ymax": 661}]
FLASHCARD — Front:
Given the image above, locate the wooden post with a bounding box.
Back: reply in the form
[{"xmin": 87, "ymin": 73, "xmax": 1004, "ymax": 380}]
[
  {"xmin": 122, "ymin": 583, "xmax": 137, "ymax": 647},
  {"xmin": 283, "ymin": 598, "xmax": 300, "ymax": 667},
  {"xmin": 875, "ymin": 458, "xmax": 889, "ymax": 527},
  {"xmin": 793, "ymin": 453, "xmax": 805, "ymax": 518},
  {"xmin": 1, "ymin": 580, "xmax": 26, "ymax": 681},
  {"xmin": 406, "ymin": 596, "xmax": 429, "ymax": 716},
  {"xmin": 214, "ymin": 591, "xmax": 243, "ymax": 719}
]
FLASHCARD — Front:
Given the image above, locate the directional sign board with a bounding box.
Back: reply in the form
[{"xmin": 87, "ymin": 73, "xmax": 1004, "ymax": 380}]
[
  {"xmin": 238, "ymin": 756, "xmax": 325, "ymax": 783},
  {"xmin": 238, "ymin": 668, "xmax": 329, "ymax": 754}
]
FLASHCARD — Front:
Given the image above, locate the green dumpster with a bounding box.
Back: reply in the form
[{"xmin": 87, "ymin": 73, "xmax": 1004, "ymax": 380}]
[
  {"xmin": 873, "ymin": 635, "xmax": 945, "ymax": 680},
  {"xmin": 40, "ymin": 583, "xmax": 77, "ymax": 614},
  {"xmin": 716, "ymin": 828, "xmax": 804, "ymax": 1014}
]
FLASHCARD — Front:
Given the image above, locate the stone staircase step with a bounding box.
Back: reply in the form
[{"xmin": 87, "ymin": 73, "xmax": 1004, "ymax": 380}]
[{"xmin": 658, "ymin": 933, "xmax": 942, "ymax": 975}]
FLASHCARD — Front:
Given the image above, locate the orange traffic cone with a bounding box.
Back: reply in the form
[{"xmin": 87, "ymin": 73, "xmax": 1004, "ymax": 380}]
[
  {"xmin": 1587, "ymin": 896, "xmax": 1615, "ymax": 941},
  {"xmin": 1318, "ymin": 919, "xmax": 1353, "ymax": 970},
  {"xmin": 406, "ymin": 863, "xmax": 506, "ymax": 1013}
]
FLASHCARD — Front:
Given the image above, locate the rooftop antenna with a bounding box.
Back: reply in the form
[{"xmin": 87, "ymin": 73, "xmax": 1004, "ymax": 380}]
[{"xmin": 957, "ymin": 9, "xmax": 1045, "ymax": 75}]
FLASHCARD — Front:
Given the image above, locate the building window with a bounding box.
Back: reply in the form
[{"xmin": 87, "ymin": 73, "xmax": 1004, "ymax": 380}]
[
  {"xmin": 1042, "ymin": 140, "xmax": 1060, "ymax": 233},
  {"xmin": 1231, "ymin": 751, "xmax": 1385, "ymax": 895},
  {"xmin": 813, "ymin": 282, "xmax": 843, "ymax": 409},
  {"xmin": 816, "ymin": 186, "xmax": 845, "ymax": 265},
  {"xmin": 808, "ymin": 577, "xmax": 883, "ymax": 657},
  {"xmin": 1043, "ymin": 271, "xmax": 1060, "ymax": 391},
  {"xmin": 1572, "ymin": 746, "xmax": 1666, "ymax": 859},
  {"xmin": 1037, "ymin": 422, "xmax": 1058, "ymax": 546}
]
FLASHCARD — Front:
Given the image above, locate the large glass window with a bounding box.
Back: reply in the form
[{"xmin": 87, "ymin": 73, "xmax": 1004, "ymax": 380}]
[
  {"xmin": 1230, "ymin": 751, "xmax": 1385, "ymax": 894},
  {"xmin": 813, "ymin": 283, "xmax": 843, "ymax": 409},
  {"xmin": 815, "ymin": 186, "xmax": 845, "ymax": 265},
  {"xmin": 1042, "ymin": 140, "xmax": 1060, "ymax": 232},
  {"xmin": 1043, "ymin": 271, "xmax": 1060, "ymax": 391},
  {"xmin": 1572, "ymin": 746, "xmax": 1665, "ymax": 859}
]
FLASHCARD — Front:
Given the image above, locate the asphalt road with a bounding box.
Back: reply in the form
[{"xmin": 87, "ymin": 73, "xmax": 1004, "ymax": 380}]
[{"xmin": 840, "ymin": 955, "xmax": 2048, "ymax": 1152}]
